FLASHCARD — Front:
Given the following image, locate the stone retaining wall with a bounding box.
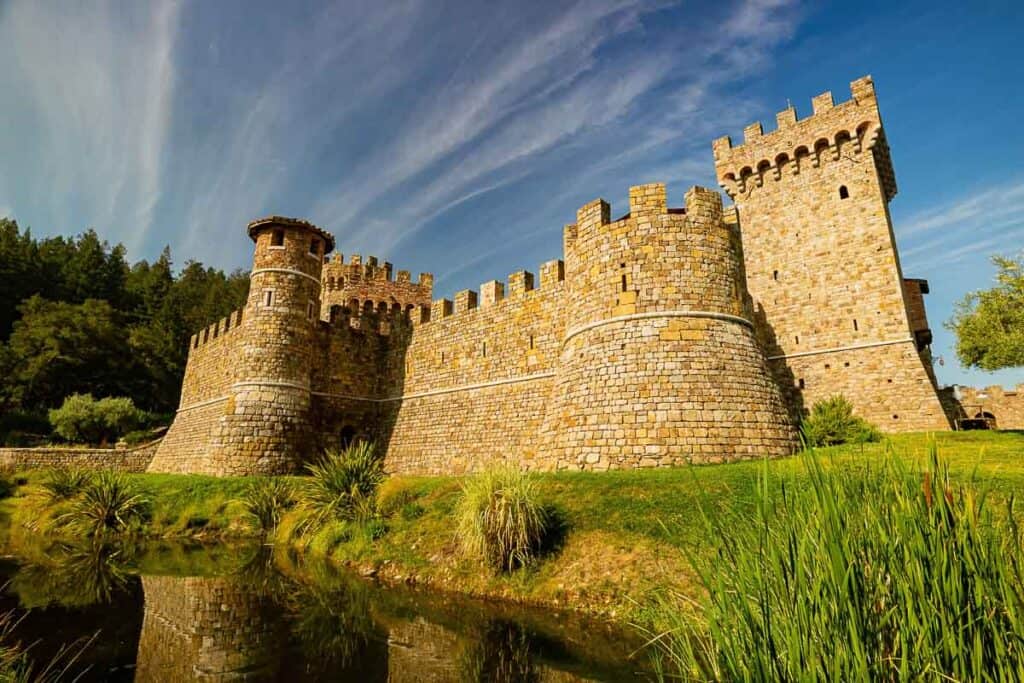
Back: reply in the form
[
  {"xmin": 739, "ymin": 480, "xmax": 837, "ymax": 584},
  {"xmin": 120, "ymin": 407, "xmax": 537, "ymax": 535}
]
[{"xmin": 0, "ymin": 439, "xmax": 160, "ymax": 472}]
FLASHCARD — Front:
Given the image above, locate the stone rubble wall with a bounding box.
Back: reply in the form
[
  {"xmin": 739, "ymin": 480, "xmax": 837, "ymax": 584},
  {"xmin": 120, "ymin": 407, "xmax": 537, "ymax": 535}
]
[
  {"xmin": 956, "ymin": 385, "xmax": 1024, "ymax": 430},
  {"xmin": 0, "ymin": 439, "xmax": 160, "ymax": 472}
]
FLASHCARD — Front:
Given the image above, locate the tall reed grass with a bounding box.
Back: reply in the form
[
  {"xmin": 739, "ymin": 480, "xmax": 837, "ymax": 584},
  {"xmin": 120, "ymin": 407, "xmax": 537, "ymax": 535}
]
[
  {"xmin": 645, "ymin": 443, "xmax": 1024, "ymax": 681},
  {"xmin": 57, "ymin": 471, "xmax": 148, "ymax": 537},
  {"xmin": 456, "ymin": 465, "xmax": 549, "ymax": 572}
]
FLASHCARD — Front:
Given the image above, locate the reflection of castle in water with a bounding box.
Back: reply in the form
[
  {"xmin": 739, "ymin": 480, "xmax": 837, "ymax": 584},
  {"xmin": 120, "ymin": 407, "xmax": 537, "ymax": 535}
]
[
  {"xmin": 135, "ymin": 576, "xmax": 284, "ymax": 682},
  {"xmin": 132, "ymin": 568, "xmax": 636, "ymax": 682}
]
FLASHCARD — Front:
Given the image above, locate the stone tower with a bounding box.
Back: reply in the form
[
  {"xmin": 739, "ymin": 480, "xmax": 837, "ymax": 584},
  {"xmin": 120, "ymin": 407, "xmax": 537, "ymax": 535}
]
[
  {"xmin": 540, "ymin": 184, "xmax": 798, "ymax": 469},
  {"xmin": 712, "ymin": 76, "xmax": 950, "ymax": 431},
  {"xmin": 206, "ymin": 216, "xmax": 334, "ymax": 475}
]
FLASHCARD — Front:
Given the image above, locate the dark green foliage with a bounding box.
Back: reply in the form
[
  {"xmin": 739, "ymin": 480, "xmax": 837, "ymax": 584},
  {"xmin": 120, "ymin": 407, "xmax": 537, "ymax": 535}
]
[
  {"xmin": 299, "ymin": 442, "xmax": 385, "ymax": 534},
  {"xmin": 800, "ymin": 395, "xmax": 882, "ymax": 447},
  {"xmin": 0, "ymin": 218, "xmax": 248, "ymax": 415},
  {"xmin": 48, "ymin": 394, "xmax": 144, "ymax": 445},
  {"xmin": 58, "ymin": 471, "xmax": 148, "ymax": 537},
  {"xmin": 646, "ymin": 445, "xmax": 1024, "ymax": 681},
  {"xmin": 242, "ymin": 477, "xmax": 296, "ymax": 532}
]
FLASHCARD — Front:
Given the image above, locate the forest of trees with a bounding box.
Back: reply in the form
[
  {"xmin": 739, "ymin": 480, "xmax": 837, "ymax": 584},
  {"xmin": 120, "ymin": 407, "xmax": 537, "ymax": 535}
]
[{"xmin": 0, "ymin": 217, "xmax": 249, "ymax": 438}]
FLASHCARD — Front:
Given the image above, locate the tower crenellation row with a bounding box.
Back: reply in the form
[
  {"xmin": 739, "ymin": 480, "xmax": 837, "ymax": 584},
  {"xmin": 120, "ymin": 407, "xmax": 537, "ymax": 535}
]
[{"xmin": 150, "ymin": 74, "xmax": 955, "ymax": 478}]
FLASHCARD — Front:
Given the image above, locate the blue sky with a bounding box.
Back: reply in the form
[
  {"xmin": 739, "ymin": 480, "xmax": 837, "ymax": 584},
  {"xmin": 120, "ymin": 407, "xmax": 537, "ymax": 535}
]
[{"xmin": 0, "ymin": 0, "xmax": 1021, "ymax": 389}]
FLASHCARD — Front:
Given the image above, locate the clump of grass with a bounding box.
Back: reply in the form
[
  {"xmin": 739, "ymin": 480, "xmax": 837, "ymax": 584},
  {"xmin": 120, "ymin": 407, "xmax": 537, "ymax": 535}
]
[
  {"xmin": 645, "ymin": 443, "xmax": 1024, "ymax": 680},
  {"xmin": 39, "ymin": 469, "xmax": 91, "ymax": 503},
  {"xmin": 242, "ymin": 477, "xmax": 295, "ymax": 532},
  {"xmin": 298, "ymin": 442, "xmax": 385, "ymax": 535},
  {"xmin": 57, "ymin": 471, "xmax": 148, "ymax": 537},
  {"xmin": 800, "ymin": 394, "xmax": 882, "ymax": 447},
  {"xmin": 456, "ymin": 465, "xmax": 550, "ymax": 572}
]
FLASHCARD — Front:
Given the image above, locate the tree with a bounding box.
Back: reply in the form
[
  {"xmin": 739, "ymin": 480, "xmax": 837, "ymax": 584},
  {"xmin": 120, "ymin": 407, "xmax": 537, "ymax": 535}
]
[
  {"xmin": 2, "ymin": 297, "xmax": 139, "ymax": 411},
  {"xmin": 946, "ymin": 254, "xmax": 1024, "ymax": 371}
]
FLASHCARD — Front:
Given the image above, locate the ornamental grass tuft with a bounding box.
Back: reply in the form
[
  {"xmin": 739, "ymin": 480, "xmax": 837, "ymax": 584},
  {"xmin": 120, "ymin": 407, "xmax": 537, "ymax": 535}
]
[
  {"xmin": 644, "ymin": 442, "xmax": 1024, "ymax": 681},
  {"xmin": 298, "ymin": 441, "xmax": 385, "ymax": 535},
  {"xmin": 456, "ymin": 465, "xmax": 549, "ymax": 572},
  {"xmin": 241, "ymin": 477, "xmax": 295, "ymax": 532},
  {"xmin": 57, "ymin": 471, "xmax": 148, "ymax": 537}
]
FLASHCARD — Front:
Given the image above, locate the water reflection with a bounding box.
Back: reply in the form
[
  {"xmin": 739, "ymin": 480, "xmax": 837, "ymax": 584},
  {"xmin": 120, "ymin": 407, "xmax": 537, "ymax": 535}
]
[{"xmin": 0, "ymin": 538, "xmax": 650, "ymax": 681}]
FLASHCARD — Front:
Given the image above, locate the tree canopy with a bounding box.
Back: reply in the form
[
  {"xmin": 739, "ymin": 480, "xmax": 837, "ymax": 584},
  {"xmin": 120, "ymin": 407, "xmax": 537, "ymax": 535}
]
[
  {"xmin": 0, "ymin": 217, "xmax": 248, "ymax": 416},
  {"xmin": 946, "ymin": 254, "xmax": 1024, "ymax": 372}
]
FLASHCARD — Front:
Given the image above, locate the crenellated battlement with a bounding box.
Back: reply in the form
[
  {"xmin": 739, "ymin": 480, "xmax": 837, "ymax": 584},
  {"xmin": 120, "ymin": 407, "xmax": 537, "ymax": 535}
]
[
  {"xmin": 189, "ymin": 308, "xmax": 244, "ymax": 351},
  {"xmin": 323, "ymin": 253, "xmax": 432, "ymax": 289},
  {"xmin": 713, "ymin": 76, "xmax": 896, "ymax": 201}
]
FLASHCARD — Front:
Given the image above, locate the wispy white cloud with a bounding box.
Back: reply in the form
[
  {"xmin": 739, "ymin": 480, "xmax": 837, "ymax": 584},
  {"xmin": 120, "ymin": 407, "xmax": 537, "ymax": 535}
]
[
  {"xmin": 899, "ymin": 178, "xmax": 1024, "ymax": 271},
  {"xmin": 0, "ymin": 1, "xmax": 181, "ymax": 253}
]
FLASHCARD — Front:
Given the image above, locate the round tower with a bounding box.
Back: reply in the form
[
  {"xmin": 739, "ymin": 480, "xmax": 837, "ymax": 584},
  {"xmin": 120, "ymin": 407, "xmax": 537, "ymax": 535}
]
[
  {"xmin": 207, "ymin": 216, "xmax": 334, "ymax": 475},
  {"xmin": 540, "ymin": 184, "xmax": 797, "ymax": 470}
]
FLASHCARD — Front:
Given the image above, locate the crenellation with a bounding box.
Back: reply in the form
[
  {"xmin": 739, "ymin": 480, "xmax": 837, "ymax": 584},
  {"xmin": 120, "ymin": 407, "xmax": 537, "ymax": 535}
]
[{"xmin": 152, "ymin": 74, "xmax": 955, "ymax": 478}]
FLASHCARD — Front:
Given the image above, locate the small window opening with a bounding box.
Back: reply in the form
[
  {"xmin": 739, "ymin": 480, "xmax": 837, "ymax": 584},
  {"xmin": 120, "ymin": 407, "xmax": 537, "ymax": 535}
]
[
  {"xmin": 795, "ymin": 335, "xmax": 800, "ymax": 345},
  {"xmin": 824, "ymin": 363, "xmax": 831, "ymax": 370},
  {"xmin": 621, "ymin": 274, "xmax": 628, "ymax": 292},
  {"xmin": 773, "ymin": 270, "xmax": 779, "ymax": 281},
  {"xmin": 892, "ymin": 414, "xmax": 899, "ymax": 420},
  {"xmin": 853, "ymin": 319, "xmax": 859, "ymax": 331},
  {"xmin": 798, "ymin": 378, "xmax": 805, "ymax": 389},
  {"xmin": 263, "ymin": 289, "xmax": 274, "ymax": 307},
  {"xmin": 271, "ymin": 230, "xmax": 284, "ymax": 247},
  {"xmin": 482, "ymin": 341, "xmax": 487, "ymax": 357},
  {"xmin": 887, "ymin": 378, "xmax": 893, "ymax": 384},
  {"xmin": 529, "ymin": 335, "xmax": 534, "ymax": 350},
  {"xmin": 441, "ymin": 351, "xmax": 445, "ymax": 364},
  {"xmin": 844, "ymin": 362, "xmax": 850, "ymax": 367},
  {"xmin": 307, "ymin": 300, "xmax": 315, "ymax": 320},
  {"xmin": 309, "ymin": 238, "xmax": 319, "ymax": 255},
  {"xmin": 839, "ymin": 185, "xmax": 850, "ymax": 199}
]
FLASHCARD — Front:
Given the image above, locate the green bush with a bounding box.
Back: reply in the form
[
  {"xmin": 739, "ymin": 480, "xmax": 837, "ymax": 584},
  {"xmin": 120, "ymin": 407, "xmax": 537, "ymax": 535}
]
[
  {"xmin": 48, "ymin": 394, "xmax": 145, "ymax": 445},
  {"xmin": 800, "ymin": 395, "xmax": 882, "ymax": 447},
  {"xmin": 40, "ymin": 469, "xmax": 91, "ymax": 503},
  {"xmin": 456, "ymin": 465, "xmax": 550, "ymax": 572},
  {"xmin": 242, "ymin": 477, "xmax": 295, "ymax": 532},
  {"xmin": 645, "ymin": 445, "xmax": 1024, "ymax": 680},
  {"xmin": 57, "ymin": 471, "xmax": 148, "ymax": 537},
  {"xmin": 299, "ymin": 442, "xmax": 385, "ymax": 534},
  {"xmin": 0, "ymin": 410, "xmax": 50, "ymax": 446}
]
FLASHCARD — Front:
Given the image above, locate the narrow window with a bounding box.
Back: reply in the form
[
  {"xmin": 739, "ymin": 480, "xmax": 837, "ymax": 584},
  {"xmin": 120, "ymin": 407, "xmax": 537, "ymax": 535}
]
[
  {"xmin": 853, "ymin": 318, "xmax": 859, "ymax": 331},
  {"xmin": 795, "ymin": 335, "xmax": 800, "ymax": 345},
  {"xmin": 798, "ymin": 378, "xmax": 805, "ymax": 389},
  {"xmin": 621, "ymin": 274, "xmax": 628, "ymax": 292},
  {"xmin": 307, "ymin": 300, "xmax": 315, "ymax": 320},
  {"xmin": 839, "ymin": 185, "xmax": 849, "ymax": 199},
  {"xmin": 529, "ymin": 335, "xmax": 534, "ymax": 349},
  {"xmin": 271, "ymin": 230, "xmax": 284, "ymax": 247},
  {"xmin": 309, "ymin": 238, "xmax": 319, "ymax": 255},
  {"xmin": 773, "ymin": 270, "xmax": 779, "ymax": 281},
  {"xmin": 263, "ymin": 289, "xmax": 274, "ymax": 307},
  {"xmin": 482, "ymin": 341, "xmax": 487, "ymax": 357},
  {"xmin": 441, "ymin": 351, "xmax": 445, "ymax": 364}
]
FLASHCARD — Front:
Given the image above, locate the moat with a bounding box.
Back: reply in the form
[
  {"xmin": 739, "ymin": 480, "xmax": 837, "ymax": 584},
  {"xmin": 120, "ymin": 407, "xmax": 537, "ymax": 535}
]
[{"xmin": 0, "ymin": 536, "xmax": 652, "ymax": 681}]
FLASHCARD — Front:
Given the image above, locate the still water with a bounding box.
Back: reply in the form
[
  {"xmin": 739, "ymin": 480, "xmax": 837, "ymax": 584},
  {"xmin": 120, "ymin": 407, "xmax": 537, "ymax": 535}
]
[{"xmin": 0, "ymin": 539, "xmax": 653, "ymax": 681}]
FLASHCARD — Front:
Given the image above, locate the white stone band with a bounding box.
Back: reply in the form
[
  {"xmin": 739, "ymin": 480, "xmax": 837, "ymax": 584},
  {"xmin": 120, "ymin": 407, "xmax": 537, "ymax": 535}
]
[
  {"xmin": 562, "ymin": 310, "xmax": 753, "ymax": 347},
  {"xmin": 312, "ymin": 371, "xmax": 557, "ymax": 403},
  {"xmin": 232, "ymin": 380, "xmax": 311, "ymax": 391},
  {"xmin": 175, "ymin": 396, "xmax": 229, "ymax": 413},
  {"xmin": 767, "ymin": 337, "xmax": 915, "ymax": 361},
  {"xmin": 250, "ymin": 267, "xmax": 321, "ymax": 286}
]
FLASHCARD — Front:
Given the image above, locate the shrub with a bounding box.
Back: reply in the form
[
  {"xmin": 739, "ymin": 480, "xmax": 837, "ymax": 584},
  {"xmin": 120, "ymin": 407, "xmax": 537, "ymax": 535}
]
[
  {"xmin": 48, "ymin": 394, "xmax": 145, "ymax": 445},
  {"xmin": 800, "ymin": 395, "xmax": 882, "ymax": 447},
  {"xmin": 299, "ymin": 442, "xmax": 385, "ymax": 534},
  {"xmin": 242, "ymin": 477, "xmax": 295, "ymax": 532},
  {"xmin": 39, "ymin": 469, "xmax": 91, "ymax": 503},
  {"xmin": 645, "ymin": 445, "xmax": 1024, "ymax": 680},
  {"xmin": 0, "ymin": 410, "xmax": 50, "ymax": 446},
  {"xmin": 456, "ymin": 465, "xmax": 549, "ymax": 572},
  {"xmin": 58, "ymin": 471, "xmax": 148, "ymax": 537}
]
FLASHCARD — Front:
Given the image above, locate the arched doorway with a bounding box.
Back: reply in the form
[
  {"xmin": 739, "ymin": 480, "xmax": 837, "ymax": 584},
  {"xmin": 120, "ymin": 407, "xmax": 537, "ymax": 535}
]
[
  {"xmin": 339, "ymin": 426, "xmax": 357, "ymax": 449},
  {"xmin": 975, "ymin": 411, "xmax": 998, "ymax": 430}
]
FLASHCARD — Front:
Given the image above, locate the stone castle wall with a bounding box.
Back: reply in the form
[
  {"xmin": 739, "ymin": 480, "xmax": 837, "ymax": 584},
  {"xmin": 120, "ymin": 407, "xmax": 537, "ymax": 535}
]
[
  {"xmin": 150, "ymin": 75, "xmax": 958, "ymax": 477},
  {"xmin": 713, "ymin": 76, "xmax": 950, "ymax": 431},
  {"xmin": 0, "ymin": 439, "xmax": 159, "ymax": 472}
]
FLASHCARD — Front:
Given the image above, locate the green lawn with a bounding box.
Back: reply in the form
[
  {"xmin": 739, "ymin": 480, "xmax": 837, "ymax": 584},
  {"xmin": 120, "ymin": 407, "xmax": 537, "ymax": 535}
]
[{"xmin": 3, "ymin": 430, "xmax": 1022, "ymax": 619}]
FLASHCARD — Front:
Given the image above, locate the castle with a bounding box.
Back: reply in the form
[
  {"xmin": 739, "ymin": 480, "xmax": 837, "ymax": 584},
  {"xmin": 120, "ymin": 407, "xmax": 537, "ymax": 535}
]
[{"xmin": 149, "ymin": 75, "xmax": 954, "ymax": 477}]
